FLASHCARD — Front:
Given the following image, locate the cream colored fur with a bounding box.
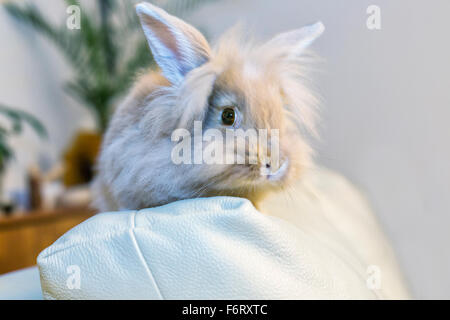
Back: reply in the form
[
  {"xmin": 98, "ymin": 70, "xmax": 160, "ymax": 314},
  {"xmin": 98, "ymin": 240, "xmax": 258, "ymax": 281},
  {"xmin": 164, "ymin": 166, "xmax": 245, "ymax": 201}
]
[{"xmin": 92, "ymin": 3, "xmax": 324, "ymax": 211}]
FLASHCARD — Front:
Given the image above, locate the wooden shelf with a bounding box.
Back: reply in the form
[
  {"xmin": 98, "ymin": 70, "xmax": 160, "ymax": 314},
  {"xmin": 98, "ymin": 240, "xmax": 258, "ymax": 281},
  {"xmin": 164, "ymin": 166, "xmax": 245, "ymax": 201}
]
[
  {"xmin": 0, "ymin": 207, "xmax": 96, "ymax": 274},
  {"xmin": 0, "ymin": 206, "xmax": 95, "ymax": 230}
]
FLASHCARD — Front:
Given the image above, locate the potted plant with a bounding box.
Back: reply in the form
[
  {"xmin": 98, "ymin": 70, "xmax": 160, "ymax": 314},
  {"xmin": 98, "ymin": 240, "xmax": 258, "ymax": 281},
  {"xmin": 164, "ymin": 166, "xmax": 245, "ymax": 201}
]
[{"xmin": 4, "ymin": 0, "xmax": 214, "ymax": 186}]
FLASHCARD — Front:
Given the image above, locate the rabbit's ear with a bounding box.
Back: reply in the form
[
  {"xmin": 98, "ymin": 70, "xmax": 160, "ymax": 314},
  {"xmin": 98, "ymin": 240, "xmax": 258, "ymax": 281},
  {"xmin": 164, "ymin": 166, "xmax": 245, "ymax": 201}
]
[
  {"xmin": 136, "ymin": 2, "xmax": 211, "ymax": 85},
  {"xmin": 266, "ymin": 22, "xmax": 324, "ymax": 56}
]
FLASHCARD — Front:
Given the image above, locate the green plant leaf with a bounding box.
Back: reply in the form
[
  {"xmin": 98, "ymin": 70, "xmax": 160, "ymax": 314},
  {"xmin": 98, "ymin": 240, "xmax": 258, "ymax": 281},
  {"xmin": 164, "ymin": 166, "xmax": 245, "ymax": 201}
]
[
  {"xmin": 0, "ymin": 105, "xmax": 48, "ymax": 139},
  {"xmin": 4, "ymin": 0, "xmax": 219, "ymax": 133}
]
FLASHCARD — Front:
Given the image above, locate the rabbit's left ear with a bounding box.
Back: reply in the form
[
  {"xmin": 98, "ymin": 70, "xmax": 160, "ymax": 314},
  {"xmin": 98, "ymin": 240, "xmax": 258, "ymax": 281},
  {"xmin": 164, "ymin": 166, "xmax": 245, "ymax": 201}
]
[
  {"xmin": 136, "ymin": 2, "xmax": 211, "ymax": 85},
  {"xmin": 266, "ymin": 21, "xmax": 324, "ymax": 56}
]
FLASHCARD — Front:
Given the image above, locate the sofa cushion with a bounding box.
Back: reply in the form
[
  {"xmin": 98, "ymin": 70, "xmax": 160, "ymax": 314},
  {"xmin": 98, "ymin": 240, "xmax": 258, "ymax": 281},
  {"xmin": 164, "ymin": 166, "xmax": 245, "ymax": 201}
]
[{"xmin": 37, "ymin": 167, "xmax": 410, "ymax": 299}]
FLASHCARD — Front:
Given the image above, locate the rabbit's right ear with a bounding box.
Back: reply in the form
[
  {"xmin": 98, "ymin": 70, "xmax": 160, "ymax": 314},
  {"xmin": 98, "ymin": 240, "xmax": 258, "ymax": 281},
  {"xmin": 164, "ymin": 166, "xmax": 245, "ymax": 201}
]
[
  {"xmin": 265, "ymin": 22, "xmax": 324, "ymax": 57},
  {"xmin": 136, "ymin": 2, "xmax": 211, "ymax": 86}
]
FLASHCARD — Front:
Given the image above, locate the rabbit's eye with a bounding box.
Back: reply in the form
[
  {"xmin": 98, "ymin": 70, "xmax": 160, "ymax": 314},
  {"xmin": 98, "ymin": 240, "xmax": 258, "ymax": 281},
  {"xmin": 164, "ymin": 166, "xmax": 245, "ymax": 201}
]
[{"xmin": 221, "ymin": 107, "xmax": 236, "ymax": 126}]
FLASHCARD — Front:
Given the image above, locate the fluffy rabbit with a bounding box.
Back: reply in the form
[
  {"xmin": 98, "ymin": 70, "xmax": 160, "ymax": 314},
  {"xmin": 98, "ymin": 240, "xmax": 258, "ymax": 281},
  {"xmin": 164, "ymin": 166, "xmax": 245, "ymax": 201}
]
[{"xmin": 92, "ymin": 2, "xmax": 324, "ymax": 211}]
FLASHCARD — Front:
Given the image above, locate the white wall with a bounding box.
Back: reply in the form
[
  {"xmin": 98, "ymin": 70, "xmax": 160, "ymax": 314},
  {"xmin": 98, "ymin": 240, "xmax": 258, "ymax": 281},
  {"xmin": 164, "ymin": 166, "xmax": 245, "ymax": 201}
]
[
  {"xmin": 1, "ymin": 0, "xmax": 449, "ymax": 298},
  {"xmin": 188, "ymin": 0, "xmax": 450, "ymax": 299}
]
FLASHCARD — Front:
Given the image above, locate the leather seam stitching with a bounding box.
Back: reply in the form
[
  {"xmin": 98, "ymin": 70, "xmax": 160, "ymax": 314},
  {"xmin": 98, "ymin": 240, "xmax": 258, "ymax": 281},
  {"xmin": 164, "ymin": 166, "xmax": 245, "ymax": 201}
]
[{"xmin": 129, "ymin": 210, "xmax": 164, "ymax": 299}]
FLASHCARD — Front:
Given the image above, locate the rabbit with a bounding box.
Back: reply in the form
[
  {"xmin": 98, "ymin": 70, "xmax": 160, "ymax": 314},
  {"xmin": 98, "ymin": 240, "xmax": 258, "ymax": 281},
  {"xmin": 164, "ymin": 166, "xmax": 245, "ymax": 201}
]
[{"xmin": 92, "ymin": 2, "xmax": 324, "ymax": 212}]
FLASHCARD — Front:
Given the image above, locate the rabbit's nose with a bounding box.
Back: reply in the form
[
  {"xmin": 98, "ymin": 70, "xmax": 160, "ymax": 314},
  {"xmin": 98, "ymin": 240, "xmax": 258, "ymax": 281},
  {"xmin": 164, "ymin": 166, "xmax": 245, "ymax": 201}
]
[
  {"xmin": 267, "ymin": 159, "xmax": 289, "ymax": 181},
  {"xmin": 260, "ymin": 158, "xmax": 289, "ymax": 180}
]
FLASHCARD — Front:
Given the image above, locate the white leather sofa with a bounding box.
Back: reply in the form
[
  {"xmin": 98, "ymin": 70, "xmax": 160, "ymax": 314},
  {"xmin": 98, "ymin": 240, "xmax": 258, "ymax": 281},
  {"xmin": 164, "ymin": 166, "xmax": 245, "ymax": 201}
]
[
  {"xmin": 0, "ymin": 267, "xmax": 42, "ymax": 300},
  {"xmin": 0, "ymin": 167, "xmax": 410, "ymax": 299}
]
